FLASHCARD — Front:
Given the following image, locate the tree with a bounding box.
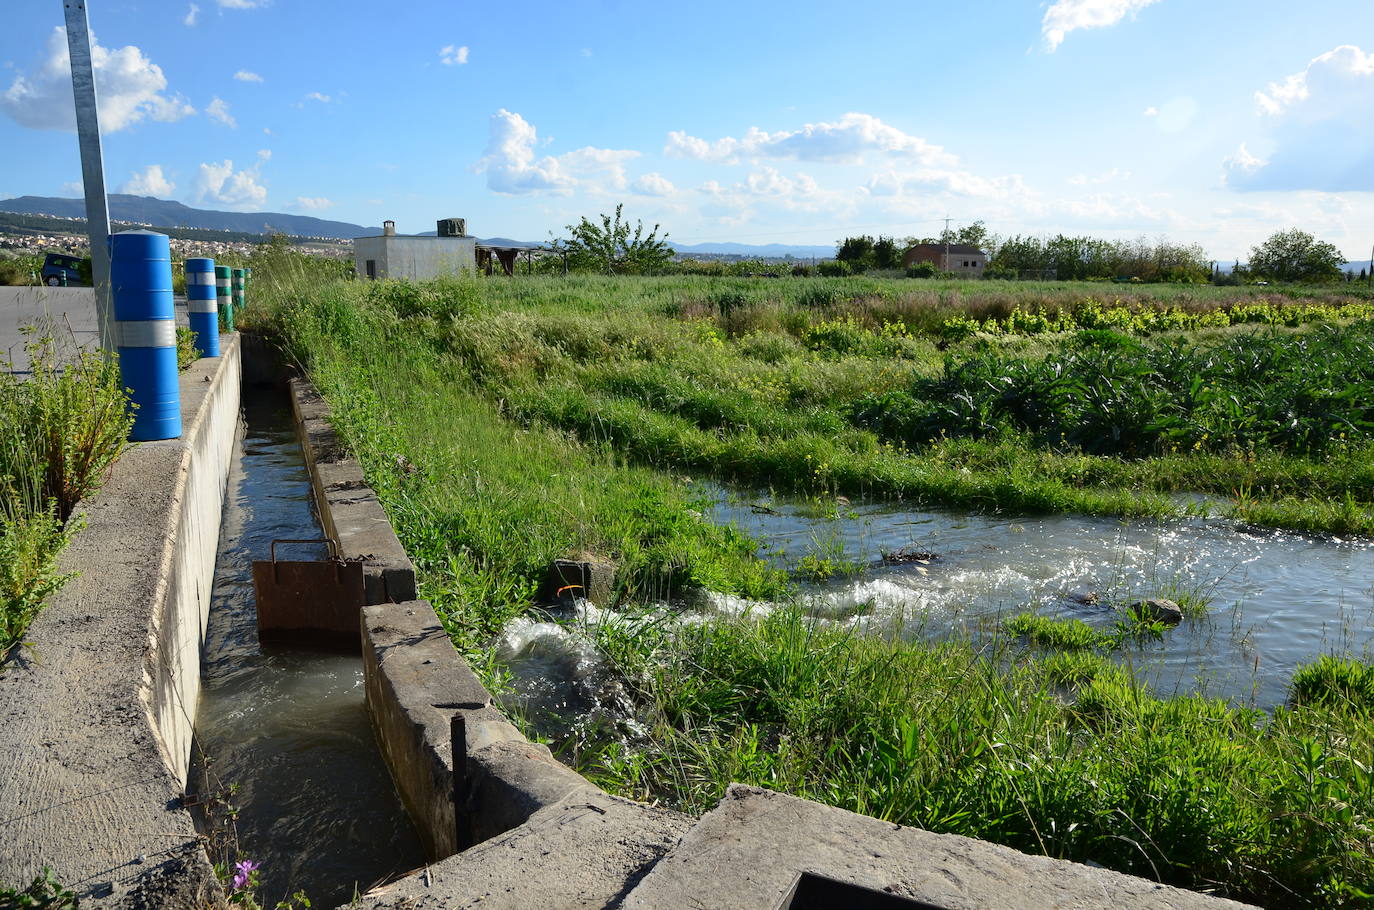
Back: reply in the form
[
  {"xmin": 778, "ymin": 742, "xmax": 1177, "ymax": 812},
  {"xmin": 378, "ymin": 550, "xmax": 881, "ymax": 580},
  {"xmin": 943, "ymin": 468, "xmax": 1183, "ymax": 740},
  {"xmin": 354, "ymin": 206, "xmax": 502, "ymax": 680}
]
[
  {"xmin": 1247, "ymin": 228, "xmax": 1344, "ymax": 283},
  {"xmin": 873, "ymin": 236, "xmax": 902, "ymax": 270},
  {"xmin": 551, "ymin": 204, "xmax": 672, "ymax": 274},
  {"xmin": 836, "ymin": 235, "xmax": 876, "ymax": 271}
]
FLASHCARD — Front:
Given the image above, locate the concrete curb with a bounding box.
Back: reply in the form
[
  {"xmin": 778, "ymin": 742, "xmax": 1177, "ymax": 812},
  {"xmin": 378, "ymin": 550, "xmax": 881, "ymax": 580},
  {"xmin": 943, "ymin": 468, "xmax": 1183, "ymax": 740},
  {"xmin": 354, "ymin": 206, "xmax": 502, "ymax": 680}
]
[
  {"xmin": 0, "ymin": 336, "xmax": 242, "ymax": 907},
  {"xmin": 291, "ymin": 376, "xmax": 590, "ymax": 861},
  {"xmin": 360, "ymin": 601, "xmax": 597, "ymax": 860},
  {"xmin": 287, "ymin": 378, "xmax": 415, "ymax": 604}
]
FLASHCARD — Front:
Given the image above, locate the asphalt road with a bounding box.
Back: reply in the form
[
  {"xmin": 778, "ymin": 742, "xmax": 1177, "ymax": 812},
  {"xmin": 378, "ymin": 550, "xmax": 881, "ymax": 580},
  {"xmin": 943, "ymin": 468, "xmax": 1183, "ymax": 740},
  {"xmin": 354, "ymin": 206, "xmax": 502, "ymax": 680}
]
[{"xmin": 0, "ymin": 286, "xmax": 189, "ymax": 373}]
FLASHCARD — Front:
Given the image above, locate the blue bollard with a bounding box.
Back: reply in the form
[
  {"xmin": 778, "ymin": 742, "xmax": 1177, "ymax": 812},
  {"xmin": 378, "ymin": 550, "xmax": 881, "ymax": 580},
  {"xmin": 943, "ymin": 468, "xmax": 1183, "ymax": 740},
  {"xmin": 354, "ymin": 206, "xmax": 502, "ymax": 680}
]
[
  {"xmin": 184, "ymin": 257, "xmax": 220, "ymax": 357},
  {"xmin": 110, "ymin": 230, "xmax": 181, "ymax": 441}
]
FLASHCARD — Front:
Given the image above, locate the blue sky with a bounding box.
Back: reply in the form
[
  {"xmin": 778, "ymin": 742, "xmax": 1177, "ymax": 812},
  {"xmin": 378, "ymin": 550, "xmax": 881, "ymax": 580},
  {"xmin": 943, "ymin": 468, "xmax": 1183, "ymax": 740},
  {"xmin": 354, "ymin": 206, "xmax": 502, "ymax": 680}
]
[{"xmin": 2, "ymin": 0, "xmax": 1372, "ymax": 259}]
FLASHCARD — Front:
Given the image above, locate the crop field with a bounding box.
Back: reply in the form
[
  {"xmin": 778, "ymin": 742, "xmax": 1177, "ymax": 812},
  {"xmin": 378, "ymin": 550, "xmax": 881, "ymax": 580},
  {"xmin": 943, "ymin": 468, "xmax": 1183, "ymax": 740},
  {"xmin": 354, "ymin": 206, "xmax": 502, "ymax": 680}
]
[{"xmin": 255, "ymin": 269, "xmax": 1374, "ymax": 907}]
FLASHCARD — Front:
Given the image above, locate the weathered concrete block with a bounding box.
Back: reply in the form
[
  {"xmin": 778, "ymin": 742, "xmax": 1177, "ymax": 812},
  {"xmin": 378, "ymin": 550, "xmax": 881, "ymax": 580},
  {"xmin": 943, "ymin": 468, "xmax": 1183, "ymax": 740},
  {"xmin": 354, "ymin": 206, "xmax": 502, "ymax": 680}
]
[
  {"xmin": 351, "ymin": 788, "xmax": 691, "ymax": 910},
  {"xmin": 362, "ymin": 600, "xmax": 490, "ymax": 859},
  {"xmin": 536, "ymin": 554, "xmax": 619, "ymax": 607},
  {"xmin": 288, "ymin": 377, "xmax": 416, "ymax": 604},
  {"xmin": 621, "ymin": 785, "xmax": 1258, "ymax": 910},
  {"xmin": 460, "ymin": 738, "xmax": 593, "ymax": 847}
]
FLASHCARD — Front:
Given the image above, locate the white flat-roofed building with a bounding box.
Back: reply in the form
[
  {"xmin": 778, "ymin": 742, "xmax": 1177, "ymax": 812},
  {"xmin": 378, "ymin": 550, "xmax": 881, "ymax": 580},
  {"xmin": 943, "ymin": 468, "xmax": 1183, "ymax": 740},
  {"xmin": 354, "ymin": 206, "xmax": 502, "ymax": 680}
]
[{"xmin": 354, "ymin": 218, "xmax": 476, "ymax": 280}]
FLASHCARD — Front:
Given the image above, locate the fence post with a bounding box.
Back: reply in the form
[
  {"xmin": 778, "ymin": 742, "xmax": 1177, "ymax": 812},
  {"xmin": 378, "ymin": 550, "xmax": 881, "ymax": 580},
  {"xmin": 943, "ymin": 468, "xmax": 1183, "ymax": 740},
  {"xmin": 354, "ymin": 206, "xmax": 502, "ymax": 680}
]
[
  {"xmin": 110, "ymin": 230, "xmax": 180, "ymax": 441},
  {"xmin": 184, "ymin": 257, "xmax": 220, "ymax": 357},
  {"xmin": 215, "ymin": 265, "xmax": 234, "ymax": 332}
]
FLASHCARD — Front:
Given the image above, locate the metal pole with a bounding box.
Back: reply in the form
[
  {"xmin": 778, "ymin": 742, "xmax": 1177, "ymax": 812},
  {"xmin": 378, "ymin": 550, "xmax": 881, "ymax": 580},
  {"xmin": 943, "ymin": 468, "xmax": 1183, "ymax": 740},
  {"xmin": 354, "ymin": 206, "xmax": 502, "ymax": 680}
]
[{"xmin": 63, "ymin": 0, "xmax": 113, "ymax": 351}]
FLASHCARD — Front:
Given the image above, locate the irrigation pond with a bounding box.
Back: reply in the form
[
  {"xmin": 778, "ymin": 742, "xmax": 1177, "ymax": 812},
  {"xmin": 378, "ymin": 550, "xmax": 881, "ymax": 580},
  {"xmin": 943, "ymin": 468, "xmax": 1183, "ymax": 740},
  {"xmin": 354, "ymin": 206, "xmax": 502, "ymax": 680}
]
[{"xmin": 501, "ymin": 486, "xmax": 1374, "ymax": 738}]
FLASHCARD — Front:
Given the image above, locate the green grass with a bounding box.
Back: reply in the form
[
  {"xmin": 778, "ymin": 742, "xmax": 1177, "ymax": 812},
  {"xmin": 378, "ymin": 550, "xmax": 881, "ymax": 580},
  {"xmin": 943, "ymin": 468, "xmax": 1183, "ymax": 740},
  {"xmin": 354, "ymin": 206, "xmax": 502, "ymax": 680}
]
[
  {"xmin": 1290, "ymin": 656, "xmax": 1374, "ymax": 716},
  {"xmin": 251, "ymin": 272, "xmax": 1374, "ymax": 907},
  {"xmin": 259, "ymin": 279, "xmax": 788, "ymax": 661},
  {"xmin": 0, "ymin": 332, "xmax": 131, "ymax": 653},
  {"xmin": 581, "ymin": 607, "xmax": 1374, "ymax": 906},
  {"xmin": 1003, "ymin": 612, "xmax": 1109, "ymax": 650}
]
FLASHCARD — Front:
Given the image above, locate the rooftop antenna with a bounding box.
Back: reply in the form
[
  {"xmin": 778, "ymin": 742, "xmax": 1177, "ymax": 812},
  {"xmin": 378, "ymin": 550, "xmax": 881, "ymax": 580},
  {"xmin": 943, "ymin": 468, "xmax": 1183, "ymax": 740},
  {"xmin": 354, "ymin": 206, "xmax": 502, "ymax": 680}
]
[{"xmin": 62, "ymin": 0, "xmax": 113, "ymax": 350}]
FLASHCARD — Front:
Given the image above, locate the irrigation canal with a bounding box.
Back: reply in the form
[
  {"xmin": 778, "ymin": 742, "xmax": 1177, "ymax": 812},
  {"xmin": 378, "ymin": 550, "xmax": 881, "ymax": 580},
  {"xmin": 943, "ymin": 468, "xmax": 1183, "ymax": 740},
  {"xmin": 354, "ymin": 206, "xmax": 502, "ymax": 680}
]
[{"xmin": 191, "ymin": 388, "xmax": 423, "ymax": 907}]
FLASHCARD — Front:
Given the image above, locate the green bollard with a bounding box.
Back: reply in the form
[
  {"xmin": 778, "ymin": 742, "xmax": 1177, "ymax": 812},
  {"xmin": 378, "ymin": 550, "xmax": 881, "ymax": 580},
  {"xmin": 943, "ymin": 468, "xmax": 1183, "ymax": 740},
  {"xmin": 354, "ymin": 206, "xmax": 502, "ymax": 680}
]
[
  {"xmin": 215, "ymin": 265, "xmax": 234, "ymax": 332},
  {"xmin": 231, "ymin": 268, "xmax": 246, "ymax": 317}
]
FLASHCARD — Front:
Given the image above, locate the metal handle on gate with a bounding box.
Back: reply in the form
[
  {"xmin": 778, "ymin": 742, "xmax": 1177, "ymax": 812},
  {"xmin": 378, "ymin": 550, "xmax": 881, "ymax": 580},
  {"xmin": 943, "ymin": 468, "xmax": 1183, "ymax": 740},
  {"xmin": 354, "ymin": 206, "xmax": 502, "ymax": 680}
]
[{"xmin": 268, "ymin": 538, "xmax": 340, "ymax": 582}]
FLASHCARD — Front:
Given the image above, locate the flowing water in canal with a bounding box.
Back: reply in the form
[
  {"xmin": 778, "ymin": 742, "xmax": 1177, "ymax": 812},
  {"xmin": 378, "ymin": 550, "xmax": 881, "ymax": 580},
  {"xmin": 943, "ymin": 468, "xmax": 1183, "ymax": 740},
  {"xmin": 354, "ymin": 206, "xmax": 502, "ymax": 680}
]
[
  {"xmin": 193, "ymin": 390, "xmax": 423, "ymax": 907},
  {"xmin": 500, "ymin": 485, "xmax": 1374, "ymax": 739}
]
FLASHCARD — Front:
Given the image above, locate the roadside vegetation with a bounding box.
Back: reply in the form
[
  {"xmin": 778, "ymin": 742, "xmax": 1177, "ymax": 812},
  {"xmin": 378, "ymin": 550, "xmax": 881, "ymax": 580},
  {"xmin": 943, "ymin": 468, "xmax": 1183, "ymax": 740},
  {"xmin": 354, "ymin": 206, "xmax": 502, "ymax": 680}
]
[
  {"xmin": 250, "ymin": 267, "xmax": 1374, "ymax": 907},
  {"xmin": 0, "ymin": 332, "xmax": 131, "ymax": 654}
]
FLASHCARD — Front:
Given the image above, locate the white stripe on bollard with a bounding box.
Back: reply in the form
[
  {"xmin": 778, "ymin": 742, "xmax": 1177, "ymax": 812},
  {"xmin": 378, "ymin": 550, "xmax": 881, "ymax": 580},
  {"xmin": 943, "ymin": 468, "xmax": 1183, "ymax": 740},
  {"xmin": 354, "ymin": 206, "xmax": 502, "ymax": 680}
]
[
  {"xmin": 186, "ymin": 272, "xmax": 216, "ymax": 285},
  {"xmin": 117, "ymin": 319, "xmax": 176, "ymax": 348},
  {"xmin": 188, "ymin": 300, "xmax": 219, "ymax": 314}
]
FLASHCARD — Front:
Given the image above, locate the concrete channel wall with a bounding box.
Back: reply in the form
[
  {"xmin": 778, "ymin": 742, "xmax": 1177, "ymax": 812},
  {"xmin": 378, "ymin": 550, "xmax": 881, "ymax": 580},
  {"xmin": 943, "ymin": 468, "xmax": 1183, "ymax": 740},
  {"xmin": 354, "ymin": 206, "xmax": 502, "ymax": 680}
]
[
  {"xmin": 285, "ymin": 377, "xmax": 594, "ymax": 858},
  {"xmin": 291, "ymin": 375, "xmax": 1258, "ymax": 910},
  {"xmin": 0, "ymin": 336, "xmax": 241, "ymax": 907}
]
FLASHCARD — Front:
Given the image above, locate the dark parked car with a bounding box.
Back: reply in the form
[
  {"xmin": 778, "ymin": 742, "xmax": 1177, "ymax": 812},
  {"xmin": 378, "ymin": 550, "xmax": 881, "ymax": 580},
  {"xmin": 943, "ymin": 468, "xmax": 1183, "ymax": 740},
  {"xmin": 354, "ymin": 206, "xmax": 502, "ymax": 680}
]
[{"xmin": 40, "ymin": 253, "xmax": 91, "ymax": 287}]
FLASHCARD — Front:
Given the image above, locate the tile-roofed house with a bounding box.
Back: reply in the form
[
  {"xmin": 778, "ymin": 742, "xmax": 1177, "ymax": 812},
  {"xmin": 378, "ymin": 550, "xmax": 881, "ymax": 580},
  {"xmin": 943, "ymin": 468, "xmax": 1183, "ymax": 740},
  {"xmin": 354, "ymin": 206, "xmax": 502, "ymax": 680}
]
[{"xmin": 904, "ymin": 242, "xmax": 987, "ymax": 276}]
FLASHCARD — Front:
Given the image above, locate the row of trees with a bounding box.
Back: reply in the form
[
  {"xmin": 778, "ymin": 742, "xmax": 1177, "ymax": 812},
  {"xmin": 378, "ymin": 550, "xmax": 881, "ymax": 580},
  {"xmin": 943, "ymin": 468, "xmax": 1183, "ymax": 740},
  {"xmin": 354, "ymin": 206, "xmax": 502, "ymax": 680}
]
[
  {"xmin": 833, "ymin": 221, "xmax": 1353, "ymax": 285},
  {"xmin": 989, "ymin": 234, "xmax": 1212, "ymax": 282},
  {"xmin": 544, "ymin": 205, "xmax": 1353, "ymax": 285}
]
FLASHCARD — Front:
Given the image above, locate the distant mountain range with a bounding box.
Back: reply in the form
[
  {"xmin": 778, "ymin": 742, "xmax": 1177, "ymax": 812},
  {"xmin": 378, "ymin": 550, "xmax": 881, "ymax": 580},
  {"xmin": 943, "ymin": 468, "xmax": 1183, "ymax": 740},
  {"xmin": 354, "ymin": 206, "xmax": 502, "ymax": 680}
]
[
  {"xmin": 0, "ymin": 195, "xmax": 840, "ymax": 257},
  {"xmin": 0, "ymin": 194, "xmax": 380, "ymax": 239}
]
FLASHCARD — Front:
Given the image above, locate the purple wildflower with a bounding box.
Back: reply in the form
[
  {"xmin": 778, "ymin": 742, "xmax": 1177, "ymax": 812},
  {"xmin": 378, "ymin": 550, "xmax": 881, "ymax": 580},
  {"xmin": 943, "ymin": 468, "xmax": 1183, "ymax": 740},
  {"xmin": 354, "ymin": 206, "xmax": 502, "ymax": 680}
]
[{"xmin": 231, "ymin": 859, "xmax": 260, "ymax": 891}]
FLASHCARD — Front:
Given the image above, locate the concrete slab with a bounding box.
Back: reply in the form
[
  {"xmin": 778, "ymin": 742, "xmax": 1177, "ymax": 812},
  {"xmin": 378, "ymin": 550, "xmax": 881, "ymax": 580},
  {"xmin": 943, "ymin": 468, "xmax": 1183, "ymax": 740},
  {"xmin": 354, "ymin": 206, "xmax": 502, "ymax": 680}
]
[
  {"xmin": 352, "ymin": 787, "xmax": 691, "ymax": 910},
  {"xmin": 621, "ymin": 785, "xmax": 1258, "ymax": 910},
  {"xmin": 0, "ymin": 338, "xmax": 240, "ymax": 906}
]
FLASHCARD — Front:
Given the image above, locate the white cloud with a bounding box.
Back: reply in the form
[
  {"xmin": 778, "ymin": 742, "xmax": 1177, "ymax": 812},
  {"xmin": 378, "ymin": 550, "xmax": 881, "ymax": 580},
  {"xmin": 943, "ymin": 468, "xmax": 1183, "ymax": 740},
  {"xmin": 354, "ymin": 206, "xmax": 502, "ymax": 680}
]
[
  {"xmin": 257, "ymin": 148, "xmax": 271, "ymax": 161},
  {"xmin": 744, "ymin": 167, "xmax": 818, "ymax": 197},
  {"xmin": 120, "ymin": 164, "xmax": 175, "ymax": 197},
  {"xmin": 439, "ymin": 45, "xmax": 469, "ymax": 66},
  {"xmin": 665, "ymin": 113, "xmax": 955, "ymax": 166},
  {"xmin": 1223, "ymin": 143, "xmax": 1267, "ymax": 175},
  {"xmin": 1069, "ymin": 167, "xmax": 1131, "ymax": 185},
  {"xmin": 0, "ymin": 27, "xmax": 195, "ymax": 132},
  {"xmin": 219, "ymin": 0, "xmax": 268, "ymax": 8},
  {"xmin": 1229, "ymin": 45, "xmax": 1374, "ymax": 192},
  {"xmin": 60, "ymin": 181, "xmax": 83, "ymax": 195},
  {"xmin": 233, "ymin": 70, "xmax": 263, "ymax": 82},
  {"xmin": 206, "ymin": 96, "xmax": 236, "ymax": 127},
  {"xmin": 1254, "ymin": 44, "xmax": 1374, "ymax": 115},
  {"xmin": 632, "ymin": 172, "xmax": 676, "ymax": 196},
  {"xmin": 867, "ymin": 168, "xmax": 1030, "ymax": 200},
  {"xmin": 304, "ymin": 91, "xmax": 331, "ymax": 103},
  {"xmin": 295, "ymin": 196, "xmax": 333, "ymax": 210},
  {"xmin": 184, "ymin": 3, "xmax": 200, "ymax": 26},
  {"xmin": 1041, "ymin": 0, "xmax": 1162, "ymax": 52},
  {"xmin": 473, "ymin": 109, "xmax": 639, "ymax": 195},
  {"xmin": 1143, "ymin": 106, "xmax": 1158, "ymax": 116},
  {"xmin": 192, "ymin": 158, "xmax": 267, "ymax": 209}
]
